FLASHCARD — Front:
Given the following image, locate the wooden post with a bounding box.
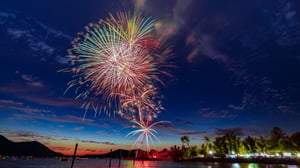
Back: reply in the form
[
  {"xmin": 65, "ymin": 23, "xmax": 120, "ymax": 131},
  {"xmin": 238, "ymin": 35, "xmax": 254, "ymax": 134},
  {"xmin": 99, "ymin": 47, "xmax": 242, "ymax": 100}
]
[
  {"xmin": 133, "ymin": 150, "xmax": 136, "ymax": 166},
  {"xmin": 109, "ymin": 149, "xmax": 112, "ymax": 168},
  {"xmin": 118, "ymin": 150, "xmax": 122, "ymax": 167},
  {"xmin": 142, "ymin": 151, "xmax": 144, "ymax": 165},
  {"xmin": 70, "ymin": 143, "xmax": 78, "ymax": 168}
]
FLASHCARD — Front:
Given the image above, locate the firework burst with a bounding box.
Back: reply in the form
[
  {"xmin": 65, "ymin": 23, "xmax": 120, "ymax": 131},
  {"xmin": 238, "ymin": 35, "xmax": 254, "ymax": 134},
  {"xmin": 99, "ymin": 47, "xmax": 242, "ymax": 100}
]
[
  {"xmin": 62, "ymin": 11, "xmax": 174, "ymax": 153},
  {"xmin": 63, "ymin": 12, "xmax": 171, "ymax": 114},
  {"xmin": 126, "ymin": 120, "xmax": 169, "ymax": 153}
]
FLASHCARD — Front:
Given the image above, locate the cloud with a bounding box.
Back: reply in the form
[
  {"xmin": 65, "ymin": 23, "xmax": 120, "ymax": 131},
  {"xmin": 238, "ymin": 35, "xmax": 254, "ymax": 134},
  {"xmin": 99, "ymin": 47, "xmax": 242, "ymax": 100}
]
[
  {"xmin": 228, "ymin": 93, "xmax": 250, "ymax": 111},
  {"xmin": 18, "ymin": 73, "xmax": 44, "ymax": 87},
  {"xmin": 11, "ymin": 113, "xmax": 109, "ymax": 128},
  {"xmin": 74, "ymin": 126, "xmax": 84, "ymax": 131},
  {"xmin": 132, "ymin": 0, "xmax": 192, "ymax": 40},
  {"xmin": 8, "ymin": 106, "xmax": 51, "ymax": 114},
  {"xmin": 0, "ymin": 83, "xmax": 45, "ymax": 94},
  {"xmin": 85, "ymin": 149, "xmax": 97, "ymax": 152},
  {"xmin": 50, "ymin": 147, "xmax": 71, "ymax": 151},
  {"xmin": 214, "ymin": 127, "xmax": 268, "ymax": 137},
  {"xmin": 186, "ymin": 34, "xmax": 228, "ymax": 63},
  {"xmin": 169, "ymin": 130, "xmax": 206, "ymax": 136},
  {"xmin": 132, "ymin": 0, "xmax": 146, "ymax": 12},
  {"xmin": 0, "ymin": 99, "xmax": 23, "ymax": 105},
  {"xmin": 0, "ymin": 72, "xmax": 45, "ymax": 96},
  {"xmin": 155, "ymin": 122, "xmax": 206, "ymax": 136},
  {"xmin": 16, "ymin": 94, "xmax": 82, "ymax": 108},
  {"xmin": 37, "ymin": 22, "xmax": 72, "ymax": 40},
  {"xmin": 198, "ymin": 107, "xmax": 238, "ymax": 120},
  {"xmin": 214, "ymin": 127, "xmax": 244, "ymax": 136},
  {"xmin": 173, "ymin": 119, "xmax": 196, "ymax": 126},
  {"xmin": 277, "ymin": 105, "xmax": 299, "ymax": 116},
  {"xmin": 0, "ymin": 98, "xmax": 52, "ymax": 115},
  {"xmin": 0, "ymin": 11, "xmax": 16, "ymax": 18},
  {"xmin": 55, "ymin": 56, "xmax": 70, "ymax": 64},
  {"xmin": 2, "ymin": 9, "xmax": 72, "ymax": 64},
  {"xmin": 96, "ymin": 131, "xmax": 112, "ymax": 136},
  {"xmin": 29, "ymin": 41, "xmax": 55, "ymax": 55},
  {"xmin": 6, "ymin": 28, "xmax": 27, "ymax": 39},
  {"xmin": 0, "ymin": 129, "xmax": 61, "ymax": 142},
  {"xmin": 7, "ymin": 28, "xmax": 55, "ymax": 55},
  {"xmin": 80, "ymin": 140, "xmax": 116, "ymax": 146},
  {"xmin": 130, "ymin": 1, "xmax": 299, "ymax": 117}
]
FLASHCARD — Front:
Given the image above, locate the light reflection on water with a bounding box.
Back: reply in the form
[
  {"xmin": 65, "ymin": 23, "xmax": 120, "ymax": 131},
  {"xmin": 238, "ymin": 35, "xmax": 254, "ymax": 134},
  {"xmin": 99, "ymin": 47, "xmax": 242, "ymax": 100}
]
[{"xmin": 0, "ymin": 159, "xmax": 299, "ymax": 168}]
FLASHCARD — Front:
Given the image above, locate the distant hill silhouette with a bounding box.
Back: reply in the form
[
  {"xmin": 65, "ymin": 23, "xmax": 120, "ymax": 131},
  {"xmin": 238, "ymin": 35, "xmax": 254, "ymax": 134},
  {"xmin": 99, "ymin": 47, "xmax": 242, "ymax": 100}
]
[
  {"xmin": 83, "ymin": 149, "xmax": 152, "ymax": 159},
  {"xmin": 83, "ymin": 149, "xmax": 135, "ymax": 158},
  {"xmin": 0, "ymin": 135, "xmax": 63, "ymax": 156}
]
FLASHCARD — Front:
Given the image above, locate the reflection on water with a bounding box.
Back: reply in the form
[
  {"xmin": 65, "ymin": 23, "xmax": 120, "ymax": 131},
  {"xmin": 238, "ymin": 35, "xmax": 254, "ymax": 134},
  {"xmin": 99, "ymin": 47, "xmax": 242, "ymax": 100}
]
[
  {"xmin": 248, "ymin": 163, "xmax": 259, "ymax": 168},
  {"xmin": 0, "ymin": 159, "xmax": 299, "ymax": 168},
  {"xmin": 232, "ymin": 163, "xmax": 241, "ymax": 168}
]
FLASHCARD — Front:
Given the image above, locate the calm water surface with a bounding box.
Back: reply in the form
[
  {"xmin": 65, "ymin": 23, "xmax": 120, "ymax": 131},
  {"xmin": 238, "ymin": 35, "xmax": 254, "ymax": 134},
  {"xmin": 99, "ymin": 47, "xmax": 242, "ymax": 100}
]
[{"xmin": 0, "ymin": 158, "xmax": 299, "ymax": 168}]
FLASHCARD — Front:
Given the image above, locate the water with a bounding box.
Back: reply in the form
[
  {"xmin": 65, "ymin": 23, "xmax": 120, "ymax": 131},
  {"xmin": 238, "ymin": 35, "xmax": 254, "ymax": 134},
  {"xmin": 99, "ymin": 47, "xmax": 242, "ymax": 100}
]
[{"xmin": 0, "ymin": 158, "xmax": 299, "ymax": 168}]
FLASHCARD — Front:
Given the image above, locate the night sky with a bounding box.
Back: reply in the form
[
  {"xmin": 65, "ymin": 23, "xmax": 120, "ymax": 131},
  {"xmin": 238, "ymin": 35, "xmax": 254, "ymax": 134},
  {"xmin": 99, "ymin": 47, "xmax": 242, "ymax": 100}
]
[{"xmin": 1, "ymin": 0, "xmax": 300, "ymax": 155}]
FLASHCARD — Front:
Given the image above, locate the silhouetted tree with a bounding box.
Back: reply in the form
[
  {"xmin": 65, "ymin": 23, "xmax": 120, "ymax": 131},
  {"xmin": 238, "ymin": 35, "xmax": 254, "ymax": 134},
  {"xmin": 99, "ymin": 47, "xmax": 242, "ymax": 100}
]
[
  {"xmin": 204, "ymin": 136, "xmax": 212, "ymax": 154},
  {"xmin": 213, "ymin": 136, "xmax": 227, "ymax": 158},
  {"xmin": 270, "ymin": 126, "xmax": 285, "ymax": 151},
  {"xmin": 181, "ymin": 135, "xmax": 190, "ymax": 148},
  {"xmin": 225, "ymin": 131, "xmax": 239, "ymax": 154},
  {"xmin": 290, "ymin": 132, "xmax": 300, "ymax": 152},
  {"xmin": 170, "ymin": 145, "xmax": 181, "ymax": 160},
  {"xmin": 190, "ymin": 145, "xmax": 200, "ymax": 157},
  {"xmin": 256, "ymin": 136, "xmax": 268, "ymax": 153}
]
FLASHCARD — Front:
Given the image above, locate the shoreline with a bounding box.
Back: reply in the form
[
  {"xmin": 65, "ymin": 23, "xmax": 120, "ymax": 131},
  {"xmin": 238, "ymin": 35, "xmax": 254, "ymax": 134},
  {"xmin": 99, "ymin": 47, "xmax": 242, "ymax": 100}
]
[
  {"xmin": 2, "ymin": 155, "xmax": 300, "ymax": 165},
  {"xmin": 173, "ymin": 157, "xmax": 300, "ymax": 165}
]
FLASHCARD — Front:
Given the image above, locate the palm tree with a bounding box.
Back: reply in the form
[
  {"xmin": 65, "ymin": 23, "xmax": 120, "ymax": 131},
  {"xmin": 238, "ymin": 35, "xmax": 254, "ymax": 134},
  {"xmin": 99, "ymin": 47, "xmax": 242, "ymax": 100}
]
[
  {"xmin": 213, "ymin": 136, "xmax": 227, "ymax": 158},
  {"xmin": 181, "ymin": 135, "xmax": 190, "ymax": 148},
  {"xmin": 256, "ymin": 136, "xmax": 267, "ymax": 153},
  {"xmin": 243, "ymin": 136, "xmax": 257, "ymax": 154},
  {"xmin": 204, "ymin": 136, "xmax": 212, "ymax": 154},
  {"xmin": 225, "ymin": 131, "xmax": 237, "ymax": 154}
]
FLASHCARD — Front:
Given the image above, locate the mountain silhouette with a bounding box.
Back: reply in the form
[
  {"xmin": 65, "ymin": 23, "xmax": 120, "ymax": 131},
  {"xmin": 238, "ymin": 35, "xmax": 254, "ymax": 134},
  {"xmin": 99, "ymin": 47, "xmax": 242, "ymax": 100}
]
[{"xmin": 0, "ymin": 135, "xmax": 63, "ymax": 156}]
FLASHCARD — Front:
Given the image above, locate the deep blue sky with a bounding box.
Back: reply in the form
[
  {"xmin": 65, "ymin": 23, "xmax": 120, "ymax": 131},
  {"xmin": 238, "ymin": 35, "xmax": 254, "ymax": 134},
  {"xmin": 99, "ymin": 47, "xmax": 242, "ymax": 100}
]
[{"xmin": 1, "ymin": 0, "xmax": 300, "ymax": 155}]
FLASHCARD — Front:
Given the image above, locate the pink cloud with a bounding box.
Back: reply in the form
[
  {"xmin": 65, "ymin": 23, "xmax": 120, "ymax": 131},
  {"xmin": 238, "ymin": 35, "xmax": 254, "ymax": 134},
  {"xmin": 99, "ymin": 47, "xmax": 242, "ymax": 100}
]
[
  {"xmin": 0, "ymin": 99, "xmax": 23, "ymax": 105},
  {"xmin": 9, "ymin": 106, "xmax": 51, "ymax": 114},
  {"xmin": 74, "ymin": 126, "xmax": 84, "ymax": 131},
  {"xmin": 80, "ymin": 140, "xmax": 116, "ymax": 145},
  {"xmin": 17, "ymin": 94, "xmax": 82, "ymax": 108}
]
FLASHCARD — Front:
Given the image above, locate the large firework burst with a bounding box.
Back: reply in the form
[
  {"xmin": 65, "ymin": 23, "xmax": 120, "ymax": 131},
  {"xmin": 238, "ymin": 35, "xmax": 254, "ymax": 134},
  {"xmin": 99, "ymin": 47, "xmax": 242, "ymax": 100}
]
[
  {"xmin": 62, "ymin": 11, "xmax": 173, "ymax": 153},
  {"xmin": 64, "ymin": 12, "xmax": 170, "ymax": 102}
]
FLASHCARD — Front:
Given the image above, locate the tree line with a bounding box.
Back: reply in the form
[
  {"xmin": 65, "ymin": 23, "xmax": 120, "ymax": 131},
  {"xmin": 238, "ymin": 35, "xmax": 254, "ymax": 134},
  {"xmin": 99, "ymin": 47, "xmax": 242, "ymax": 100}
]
[{"xmin": 169, "ymin": 127, "xmax": 300, "ymax": 160}]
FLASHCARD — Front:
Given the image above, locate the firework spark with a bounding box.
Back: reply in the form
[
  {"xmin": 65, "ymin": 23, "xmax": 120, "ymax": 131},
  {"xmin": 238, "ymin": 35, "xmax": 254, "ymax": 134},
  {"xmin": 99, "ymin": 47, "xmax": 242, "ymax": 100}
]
[
  {"xmin": 113, "ymin": 84, "xmax": 164, "ymax": 124},
  {"xmin": 126, "ymin": 120, "xmax": 168, "ymax": 153}
]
